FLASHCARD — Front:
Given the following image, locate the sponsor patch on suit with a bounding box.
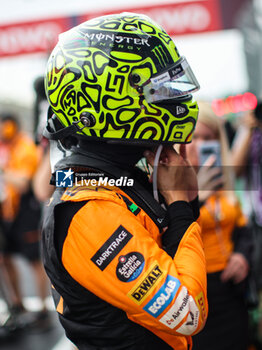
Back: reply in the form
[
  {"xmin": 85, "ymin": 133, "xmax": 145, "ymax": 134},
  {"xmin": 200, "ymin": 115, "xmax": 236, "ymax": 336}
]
[
  {"xmin": 91, "ymin": 225, "xmax": 132, "ymax": 271},
  {"xmin": 143, "ymin": 275, "xmax": 181, "ymax": 317},
  {"xmin": 127, "ymin": 262, "xmax": 165, "ymax": 305},
  {"xmin": 159, "ymin": 286, "xmax": 189, "ymax": 329},
  {"xmin": 116, "ymin": 252, "xmax": 145, "ymax": 282}
]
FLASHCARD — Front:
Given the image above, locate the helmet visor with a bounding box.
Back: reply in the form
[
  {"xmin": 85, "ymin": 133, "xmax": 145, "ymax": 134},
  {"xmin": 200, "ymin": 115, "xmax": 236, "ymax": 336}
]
[{"xmin": 143, "ymin": 57, "xmax": 200, "ymax": 103}]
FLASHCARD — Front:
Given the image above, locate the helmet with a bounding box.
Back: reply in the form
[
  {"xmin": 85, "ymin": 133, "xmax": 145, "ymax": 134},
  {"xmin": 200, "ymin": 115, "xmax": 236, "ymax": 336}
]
[{"xmin": 45, "ymin": 12, "xmax": 200, "ymax": 145}]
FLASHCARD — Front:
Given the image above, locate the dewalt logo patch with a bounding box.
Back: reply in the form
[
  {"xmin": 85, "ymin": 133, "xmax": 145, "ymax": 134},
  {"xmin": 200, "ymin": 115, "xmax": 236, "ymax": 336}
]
[{"xmin": 127, "ymin": 263, "xmax": 165, "ymax": 305}]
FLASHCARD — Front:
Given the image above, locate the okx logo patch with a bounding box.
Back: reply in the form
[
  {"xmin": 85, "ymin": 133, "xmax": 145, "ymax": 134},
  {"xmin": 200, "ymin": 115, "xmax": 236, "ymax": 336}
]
[
  {"xmin": 56, "ymin": 169, "xmax": 74, "ymax": 187},
  {"xmin": 91, "ymin": 226, "xmax": 133, "ymax": 271}
]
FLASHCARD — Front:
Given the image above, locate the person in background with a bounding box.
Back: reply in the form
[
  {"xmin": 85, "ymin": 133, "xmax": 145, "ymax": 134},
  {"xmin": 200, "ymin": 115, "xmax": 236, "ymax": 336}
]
[
  {"xmin": 232, "ymin": 102, "xmax": 262, "ymax": 287},
  {"xmin": 232, "ymin": 102, "xmax": 262, "ymax": 349},
  {"xmin": 32, "ymin": 76, "xmax": 55, "ymax": 203},
  {"xmin": 0, "ymin": 112, "xmax": 50, "ymax": 329},
  {"xmin": 33, "ymin": 76, "xmax": 50, "ymax": 145},
  {"xmin": 187, "ymin": 101, "xmax": 253, "ymax": 350},
  {"xmin": 32, "ymin": 147, "xmax": 54, "ymax": 202},
  {"xmin": 0, "ymin": 235, "xmax": 23, "ymax": 339}
]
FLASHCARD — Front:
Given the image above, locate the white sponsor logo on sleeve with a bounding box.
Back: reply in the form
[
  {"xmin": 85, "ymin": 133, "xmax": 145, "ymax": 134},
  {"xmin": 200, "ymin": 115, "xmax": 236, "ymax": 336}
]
[
  {"xmin": 159, "ymin": 286, "xmax": 189, "ymax": 329},
  {"xmin": 175, "ymin": 296, "xmax": 200, "ymax": 335}
]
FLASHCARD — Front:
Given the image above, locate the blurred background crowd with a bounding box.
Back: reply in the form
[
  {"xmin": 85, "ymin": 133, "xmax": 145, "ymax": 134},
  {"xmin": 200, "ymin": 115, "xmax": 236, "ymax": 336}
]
[{"xmin": 1, "ymin": 0, "xmax": 262, "ymax": 349}]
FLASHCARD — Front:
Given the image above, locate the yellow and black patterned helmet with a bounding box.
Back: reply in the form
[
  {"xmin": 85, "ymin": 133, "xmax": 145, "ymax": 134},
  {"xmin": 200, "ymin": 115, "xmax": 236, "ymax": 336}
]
[{"xmin": 45, "ymin": 12, "xmax": 200, "ymax": 145}]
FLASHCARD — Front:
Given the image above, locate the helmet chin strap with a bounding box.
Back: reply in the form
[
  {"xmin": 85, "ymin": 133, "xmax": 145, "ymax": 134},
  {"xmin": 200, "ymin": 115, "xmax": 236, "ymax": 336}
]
[{"xmin": 153, "ymin": 144, "xmax": 163, "ymax": 202}]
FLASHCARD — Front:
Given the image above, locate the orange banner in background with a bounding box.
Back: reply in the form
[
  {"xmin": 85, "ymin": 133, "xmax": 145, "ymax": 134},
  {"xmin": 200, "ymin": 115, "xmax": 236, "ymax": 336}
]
[
  {"xmin": 0, "ymin": 17, "xmax": 69, "ymax": 58},
  {"xmin": 0, "ymin": 0, "xmax": 246, "ymax": 58},
  {"xmin": 80, "ymin": 0, "xmax": 222, "ymax": 37}
]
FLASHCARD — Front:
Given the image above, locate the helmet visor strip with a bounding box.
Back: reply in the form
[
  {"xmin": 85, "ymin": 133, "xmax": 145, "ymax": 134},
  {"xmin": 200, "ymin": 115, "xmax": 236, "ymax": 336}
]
[{"xmin": 143, "ymin": 56, "xmax": 200, "ymax": 103}]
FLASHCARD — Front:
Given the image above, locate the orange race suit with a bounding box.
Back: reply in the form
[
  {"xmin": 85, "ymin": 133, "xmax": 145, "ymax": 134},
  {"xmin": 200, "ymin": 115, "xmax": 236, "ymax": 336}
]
[{"xmin": 42, "ymin": 163, "xmax": 208, "ymax": 350}]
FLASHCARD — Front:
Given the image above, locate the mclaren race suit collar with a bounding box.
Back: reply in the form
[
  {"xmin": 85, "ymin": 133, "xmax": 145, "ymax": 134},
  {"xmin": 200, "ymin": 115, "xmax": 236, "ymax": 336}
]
[{"xmin": 52, "ymin": 151, "xmax": 167, "ymax": 230}]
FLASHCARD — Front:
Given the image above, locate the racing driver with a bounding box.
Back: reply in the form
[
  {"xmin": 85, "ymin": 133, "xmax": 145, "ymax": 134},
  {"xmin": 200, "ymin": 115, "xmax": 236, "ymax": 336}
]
[{"xmin": 41, "ymin": 12, "xmax": 208, "ymax": 350}]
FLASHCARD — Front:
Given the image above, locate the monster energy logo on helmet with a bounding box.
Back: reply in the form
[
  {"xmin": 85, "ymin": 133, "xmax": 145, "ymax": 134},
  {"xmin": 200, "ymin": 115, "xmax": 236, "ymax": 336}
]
[
  {"xmin": 85, "ymin": 32, "xmax": 151, "ymax": 46},
  {"xmin": 152, "ymin": 45, "xmax": 169, "ymax": 67}
]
